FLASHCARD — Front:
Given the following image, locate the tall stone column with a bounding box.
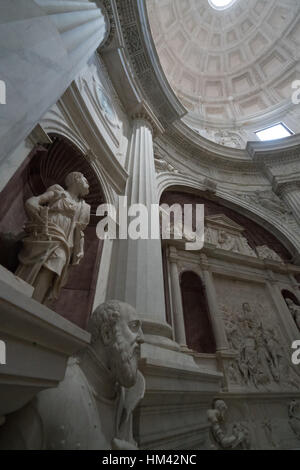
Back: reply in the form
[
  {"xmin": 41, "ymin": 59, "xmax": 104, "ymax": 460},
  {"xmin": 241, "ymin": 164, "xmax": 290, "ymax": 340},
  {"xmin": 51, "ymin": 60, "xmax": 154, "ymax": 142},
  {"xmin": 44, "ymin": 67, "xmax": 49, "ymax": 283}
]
[
  {"xmin": 0, "ymin": 0, "xmax": 109, "ymax": 163},
  {"xmin": 275, "ymin": 182, "xmax": 300, "ymax": 226},
  {"xmin": 200, "ymin": 254, "xmax": 229, "ymax": 352},
  {"xmin": 108, "ymin": 107, "xmax": 171, "ymax": 339},
  {"xmin": 168, "ymin": 247, "xmax": 187, "ymax": 346}
]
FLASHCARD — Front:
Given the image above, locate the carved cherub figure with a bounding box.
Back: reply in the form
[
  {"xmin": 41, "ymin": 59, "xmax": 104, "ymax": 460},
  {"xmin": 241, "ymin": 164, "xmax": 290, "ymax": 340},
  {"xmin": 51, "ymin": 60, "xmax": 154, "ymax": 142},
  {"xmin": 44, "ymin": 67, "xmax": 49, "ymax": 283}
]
[{"xmin": 207, "ymin": 400, "xmax": 250, "ymax": 450}]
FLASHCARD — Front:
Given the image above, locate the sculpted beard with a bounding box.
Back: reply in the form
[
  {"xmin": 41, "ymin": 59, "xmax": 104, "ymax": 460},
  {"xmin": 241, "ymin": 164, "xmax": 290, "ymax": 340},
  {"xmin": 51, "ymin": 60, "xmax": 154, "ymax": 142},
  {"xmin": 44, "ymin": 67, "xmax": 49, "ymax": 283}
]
[{"xmin": 108, "ymin": 326, "xmax": 140, "ymax": 388}]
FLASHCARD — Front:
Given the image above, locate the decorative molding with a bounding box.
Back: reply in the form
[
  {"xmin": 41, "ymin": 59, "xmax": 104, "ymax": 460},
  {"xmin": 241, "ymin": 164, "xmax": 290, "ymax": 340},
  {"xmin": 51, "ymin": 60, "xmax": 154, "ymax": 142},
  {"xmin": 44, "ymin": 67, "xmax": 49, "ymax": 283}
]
[
  {"xmin": 113, "ymin": 0, "xmax": 186, "ymax": 128},
  {"xmin": 25, "ymin": 124, "xmax": 53, "ymax": 147}
]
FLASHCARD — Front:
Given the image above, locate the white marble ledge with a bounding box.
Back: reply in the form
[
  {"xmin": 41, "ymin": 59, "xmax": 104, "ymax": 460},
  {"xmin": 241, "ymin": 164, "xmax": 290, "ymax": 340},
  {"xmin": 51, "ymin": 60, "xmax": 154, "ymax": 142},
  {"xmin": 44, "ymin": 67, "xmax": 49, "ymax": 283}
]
[
  {"xmin": 0, "ymin": 265, "xmax": 34, "ymax": 298},
  {"xmin": 0, "ymin": 280, "xmax": 90, "ymax": 356},
  {"xmin": 0, "ymin": 280, "xmax": 90, "ymax": 417},
  {"xmin": 139, "ymin": 356, "xmax": 223, "ymax": 386}
]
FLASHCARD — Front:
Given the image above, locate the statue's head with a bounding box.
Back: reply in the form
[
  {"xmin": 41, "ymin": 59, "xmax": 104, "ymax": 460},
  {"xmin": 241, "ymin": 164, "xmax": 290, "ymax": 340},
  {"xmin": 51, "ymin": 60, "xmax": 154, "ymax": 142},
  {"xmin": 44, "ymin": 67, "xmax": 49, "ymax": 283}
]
[
  {"xmin": 65, "ymin": 172, "xmax": 89, "ymax": 197},
  {"xmin": 242, "ymin": 302, "xmax": 251, "ymax": 313},
  {"xmin": 214, "ymin": 400, "xmax": 227, "ymax": 420},
  {"xmin": 88, "ymin": 300, "xmax": 144, "ymax": 388}
]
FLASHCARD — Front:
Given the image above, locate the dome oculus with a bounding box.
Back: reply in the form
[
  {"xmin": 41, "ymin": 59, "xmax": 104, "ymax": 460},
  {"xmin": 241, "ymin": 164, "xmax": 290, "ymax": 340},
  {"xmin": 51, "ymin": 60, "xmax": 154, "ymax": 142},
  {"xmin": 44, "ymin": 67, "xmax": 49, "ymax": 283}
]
[{"xmin": 208, "ymin": 0, "xmax": 237, "ymax": 10}]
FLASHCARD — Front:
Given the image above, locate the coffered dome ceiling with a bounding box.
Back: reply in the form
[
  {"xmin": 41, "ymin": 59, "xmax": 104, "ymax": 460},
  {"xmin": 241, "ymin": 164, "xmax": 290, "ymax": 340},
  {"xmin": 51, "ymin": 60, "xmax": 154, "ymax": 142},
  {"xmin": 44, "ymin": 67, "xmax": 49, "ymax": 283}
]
[{"xmin": 147, "ymin": 0, "xmax": 300, "ymax": 147}]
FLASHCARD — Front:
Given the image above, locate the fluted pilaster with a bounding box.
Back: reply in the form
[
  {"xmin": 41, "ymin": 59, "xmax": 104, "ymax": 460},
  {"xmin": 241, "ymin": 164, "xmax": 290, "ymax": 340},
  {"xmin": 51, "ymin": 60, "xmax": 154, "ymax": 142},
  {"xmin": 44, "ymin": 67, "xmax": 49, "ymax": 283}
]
[
  {"xmin": 276, "ymin": 182, "xmax": 300, "ymax": 225},
  {"xmin": 168, "ymin": 247, "xmax": 186, "ymax": 346},
  {"xmin": 200, "ymin": 254, "xmax": 229, "ymax": 352},
  {"xmin": 108, "ymin": 116, "xmax": 167, "ymax": 325},
  {"xmin": 0, "ymin": 0, "xmax": 109, "ymax": 163}
]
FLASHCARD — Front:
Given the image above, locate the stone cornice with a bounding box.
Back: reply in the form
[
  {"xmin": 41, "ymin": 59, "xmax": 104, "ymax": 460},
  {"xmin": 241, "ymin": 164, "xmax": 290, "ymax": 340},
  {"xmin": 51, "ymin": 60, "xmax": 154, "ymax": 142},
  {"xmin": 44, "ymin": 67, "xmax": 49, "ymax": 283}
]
[
  {"xmin": 165, "ymin": 123, "xmax": 256, "ymax": 173},
  {"xmin": 273, "ymin": 179, "xmax": 300, "ymax": 196},
  {"xmin": 157, "ymin": 134, "xmax": 258, "ymax": 174},
  {"xmin": 247, "ymin": 135, "xmax": 300, "ymax": 166}
]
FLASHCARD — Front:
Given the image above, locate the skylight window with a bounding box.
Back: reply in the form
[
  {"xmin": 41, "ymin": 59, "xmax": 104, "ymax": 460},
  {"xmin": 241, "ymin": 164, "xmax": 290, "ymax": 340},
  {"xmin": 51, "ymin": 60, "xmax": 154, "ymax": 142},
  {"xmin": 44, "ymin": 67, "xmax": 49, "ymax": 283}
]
[
  {"xmin": 208, "ymin": 0, "xmax": 237, "ymax": 10},
  {"xmin": 255, "ymin": 123, "xmax": 293, "ymax": 142}
]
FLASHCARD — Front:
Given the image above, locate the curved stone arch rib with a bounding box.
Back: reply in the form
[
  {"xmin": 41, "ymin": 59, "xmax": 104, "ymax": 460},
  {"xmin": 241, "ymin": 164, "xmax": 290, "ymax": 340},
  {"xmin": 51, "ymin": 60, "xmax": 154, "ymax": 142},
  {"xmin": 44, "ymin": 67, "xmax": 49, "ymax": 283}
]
[
  {"xmin": 40, "ymin": 116, "xmax": 116, "ymax": 207},
  {"xmin": 157, "ymin": 174, "xmax": 300, "ymax": 262}
]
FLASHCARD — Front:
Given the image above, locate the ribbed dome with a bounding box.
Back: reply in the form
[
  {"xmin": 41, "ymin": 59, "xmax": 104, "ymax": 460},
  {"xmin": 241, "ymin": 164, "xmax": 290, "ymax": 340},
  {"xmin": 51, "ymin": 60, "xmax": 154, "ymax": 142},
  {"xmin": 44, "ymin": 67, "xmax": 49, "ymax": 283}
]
[{"xmin": 147, "ymin": 0, "xmax": 300, "ymax": 147}]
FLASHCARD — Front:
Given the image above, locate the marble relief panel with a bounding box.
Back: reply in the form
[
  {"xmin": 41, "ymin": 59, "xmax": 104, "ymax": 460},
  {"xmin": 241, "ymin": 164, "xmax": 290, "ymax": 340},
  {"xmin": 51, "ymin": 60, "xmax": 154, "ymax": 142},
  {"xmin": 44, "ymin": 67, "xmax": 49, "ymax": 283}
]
[{"xmin": 214, "ymin": 275, "xmax": 300, "ymax": 392}]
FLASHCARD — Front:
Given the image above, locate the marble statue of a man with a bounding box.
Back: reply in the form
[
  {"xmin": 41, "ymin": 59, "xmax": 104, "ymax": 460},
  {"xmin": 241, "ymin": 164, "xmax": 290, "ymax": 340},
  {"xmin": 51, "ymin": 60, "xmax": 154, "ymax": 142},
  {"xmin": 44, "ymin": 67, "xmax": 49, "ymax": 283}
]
[
  {"xmin": 15, "ymin": 172, "xmax": 90, "ymax": 303},
  {"xmin": 37, "ymin": 300, "xmax": 145, "ymax": 450},
  {"xmin": 0, "ymin": 300, "xmax": 145, "ymax": 450}
]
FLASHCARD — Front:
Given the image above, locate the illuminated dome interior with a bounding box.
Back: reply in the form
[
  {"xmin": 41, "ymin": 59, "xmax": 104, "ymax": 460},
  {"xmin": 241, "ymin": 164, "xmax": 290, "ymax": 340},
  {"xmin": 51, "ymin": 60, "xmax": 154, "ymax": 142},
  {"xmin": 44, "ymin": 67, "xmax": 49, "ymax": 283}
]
[
  {"xmin": 209, "ymin": 0, "xmax": 238, "ymax": 10},
  {"xmin": 147, "ymin": 0, "xmax": 300, "ymax": 148}
]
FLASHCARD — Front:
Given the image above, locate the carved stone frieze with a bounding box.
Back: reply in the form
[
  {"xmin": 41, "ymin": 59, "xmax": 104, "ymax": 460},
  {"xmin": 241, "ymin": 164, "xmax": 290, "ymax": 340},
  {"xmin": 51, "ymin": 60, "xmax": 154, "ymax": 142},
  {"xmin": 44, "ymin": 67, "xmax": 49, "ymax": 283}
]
[
  {"xmin": 288, "ymin": 399, "xmax": 300, "ymax": 440},
  {"xmin": 205, "ymin": 214, "xmax": 257, "ymax": 257},
  {"xmin": 221, "ymin": 302, "xmax": 300, "ymax": 391},
  {"xmin": 235, "ymin": 190, "xmax": 293, "ymax": 220},
  {"xmin": 154, "ymin": 156, "xmax": 179, "ymax": 174},
  {"xmin": 199, "ymin": 128, "xmax": 245, "ymax": 150},
  {"xmin": 256, "ymin": 245, "xmax": 283, "ymax": 263}
]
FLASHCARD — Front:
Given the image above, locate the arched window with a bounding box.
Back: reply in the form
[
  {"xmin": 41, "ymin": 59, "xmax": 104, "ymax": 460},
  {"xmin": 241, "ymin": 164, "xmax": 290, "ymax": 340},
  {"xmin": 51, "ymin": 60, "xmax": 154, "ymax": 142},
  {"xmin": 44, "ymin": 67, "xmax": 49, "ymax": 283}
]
[{"xmin": 180, "ymin": 271, "xmax": 216, "ymax": 353}]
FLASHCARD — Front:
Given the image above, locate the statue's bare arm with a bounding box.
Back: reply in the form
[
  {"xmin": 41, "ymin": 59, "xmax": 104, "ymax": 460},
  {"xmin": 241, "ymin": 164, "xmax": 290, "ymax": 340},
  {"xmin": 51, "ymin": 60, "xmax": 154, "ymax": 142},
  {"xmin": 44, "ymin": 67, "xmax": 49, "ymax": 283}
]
[{"xmin": 25, "ymin": 191, "xmax": 55, "ymax": 222}]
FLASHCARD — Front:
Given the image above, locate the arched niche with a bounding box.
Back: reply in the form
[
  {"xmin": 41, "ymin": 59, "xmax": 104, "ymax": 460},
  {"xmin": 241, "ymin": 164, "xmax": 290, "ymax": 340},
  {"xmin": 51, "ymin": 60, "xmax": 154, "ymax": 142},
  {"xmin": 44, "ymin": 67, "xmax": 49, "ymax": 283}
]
[
  {"xmin": 160, "ymin": 189, "xmax": 292, "ymax": 261},
  {"xmin": 0, "ymin": 134, "xmax": 105, "ymax": 329},
  {"xmin": 282, "ymin": 290, "xmax": 299, "ymax": 305},
  {"xmin": 180, "ymin": 271, "xmax": 216, "ymax": 354},
  {"xmin": 282, "ymin": 289, "xmax": 300, "ymax": 331}
]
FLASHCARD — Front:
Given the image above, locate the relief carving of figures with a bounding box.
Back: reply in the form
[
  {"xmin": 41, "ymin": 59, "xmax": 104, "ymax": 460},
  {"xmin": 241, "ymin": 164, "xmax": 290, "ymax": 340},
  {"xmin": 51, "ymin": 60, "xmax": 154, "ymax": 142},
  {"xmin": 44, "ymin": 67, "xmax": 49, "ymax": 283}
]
[
  {"xmin": 239, "ymin": 237, "xmax": 257, "ymax": 257},
  {"xmin": 204, "ymin": 226, "xmax": 214, "ymax": 244},
  {"xmin": 15, "ymin": 172, "xmax": 90, "ymax": 304},
  {"xmin": 205, "ymin": 222, "xmax": 256, "ymax": 257},
  {"xmin": 256, "ymin": 245, "xmax": 282, "ymax": 262},
  {"xmin": 154, "ymin": 156, "xmax": 179, "ymax": 174},
  {"xmin": 286, "ymin": 299, "xmax": 300, "ymax": 332},
  {"xmin": 200, "ymin": 128, "xmax": 244, "ymax": 149},
  {"xmin": 78, "ymin": 57, "xmax": 121, "ymax": 131},
  {"xmin": 236, "ymin": 190, "xmax": 292, "ymax": 222},
  {"xmin": 217, "ymin": 230, "xmax": 238, "ymax": 252},
  {"xmin": 288, "ymin": 400, "xmax": 300, "ymax": 440},
  {"xmin": 222, "ymin": 302, "xmax": 299, "ymax": 390},
  {"xmin": 207, "ymin": 400, "xmax": 250, "ymax": 449},
  {"xmin": 0, "ymin": 301, "xmax": 145, "ymax": 450},
  {"xmin": 261, "ymin": 419, "xmax": 278, "ymax": 448},
  {"xmin": 227, "ymin": 361, "xmax": 241, "ymax": 385}
]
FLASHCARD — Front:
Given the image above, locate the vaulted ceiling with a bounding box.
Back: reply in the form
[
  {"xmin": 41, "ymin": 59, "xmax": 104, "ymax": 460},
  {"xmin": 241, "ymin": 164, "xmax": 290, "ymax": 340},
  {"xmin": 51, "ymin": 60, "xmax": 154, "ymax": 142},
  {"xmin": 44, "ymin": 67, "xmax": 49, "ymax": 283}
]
[{"xmin": 147, "ymin": 0, "xmax": 300, "ymax": 138}]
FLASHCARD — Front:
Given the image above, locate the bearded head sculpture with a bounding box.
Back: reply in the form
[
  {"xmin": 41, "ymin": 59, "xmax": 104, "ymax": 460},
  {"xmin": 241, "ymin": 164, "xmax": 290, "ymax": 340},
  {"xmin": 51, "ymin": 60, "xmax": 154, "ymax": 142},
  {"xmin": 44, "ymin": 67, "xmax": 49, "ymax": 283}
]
[{"xmin": 88, "ymin": 300, "xmax": 144, "ymax": 388}]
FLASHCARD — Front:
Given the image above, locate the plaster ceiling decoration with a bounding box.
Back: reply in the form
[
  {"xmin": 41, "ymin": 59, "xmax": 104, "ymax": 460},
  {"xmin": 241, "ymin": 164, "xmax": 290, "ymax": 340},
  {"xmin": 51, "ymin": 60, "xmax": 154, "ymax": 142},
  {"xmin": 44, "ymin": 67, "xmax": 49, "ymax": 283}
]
[{"xmin": 146, "ymin": 0, "xmax": 300, "ymax": 146}]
